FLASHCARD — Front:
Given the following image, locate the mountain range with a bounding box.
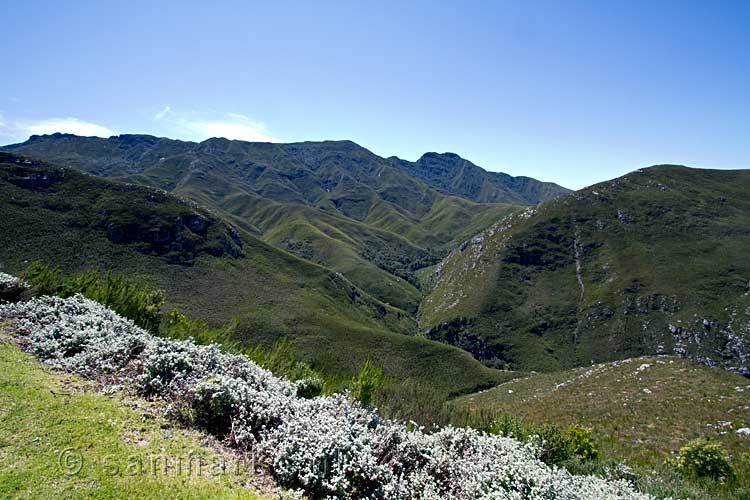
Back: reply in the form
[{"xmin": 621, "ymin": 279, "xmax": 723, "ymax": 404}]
[
  {"xmin": 2, "ymin": 133, "xmax": 748, "ymax": 386},
  {"xmin": 4, "ymin": 133, "xmax": 567, "ymax": 315}
]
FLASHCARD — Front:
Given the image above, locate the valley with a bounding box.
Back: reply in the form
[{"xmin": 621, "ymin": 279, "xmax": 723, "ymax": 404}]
[{"xmin": 2, "ymin": 136, "xmax": 749, "ymax": 499}]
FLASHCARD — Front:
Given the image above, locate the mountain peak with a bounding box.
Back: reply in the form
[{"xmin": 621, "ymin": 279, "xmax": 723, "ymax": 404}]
[
  {"xmin": 419, "ymin": 151, "xmax": 463, "ymax": 161},
  {"xmin": 396, "ymin": 152, "xmax": 570, "ymax": 205}
]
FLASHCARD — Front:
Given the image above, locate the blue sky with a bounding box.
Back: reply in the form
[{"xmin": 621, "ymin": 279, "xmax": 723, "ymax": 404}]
[{"xmin": 1, "ymin": 0, "xmax": 747, "ymax": 189}]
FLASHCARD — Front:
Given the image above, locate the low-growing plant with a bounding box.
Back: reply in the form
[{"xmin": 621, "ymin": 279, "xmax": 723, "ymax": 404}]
[{"xmin": 669, "ymin": 438, "xmax": 735, "ymax": 481}]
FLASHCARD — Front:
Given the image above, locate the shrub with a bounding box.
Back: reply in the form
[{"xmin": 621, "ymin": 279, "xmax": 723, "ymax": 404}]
[
  {"xmin": 669, "ymin": 438, "xmax": 735, "ymax": 481},
  {"xmin": 65, "ymin": 270, "xmax": 164, "ymax": 333},
  {"xmin": 477, "ymin": 415, "xmax": 598, "ymax": 466},
  {"xmin": 351, "ymin": 358, "xmax": 384, "ymax": 407},
  {"xmin": 190, "ymin": 375, "xmax": 239, "ymax": 436},
  {"xmin": 490, "ymin": 417, "xmax": 575, "ymax": 465},
  {"xmin": 165, "ymin": 308, "xmax": 230, "ymax": 341},
  {"xmin": 566, "ymin": 424, "xmax": 599, "ymax": 461},
  {"xmin": 0, "ymin": 289, "xmax": 657, "ymax": 500},
  {"xmin": 537, "ymin": 424, "xmax": 574, "ymax": 465},
  {"xmin": 25, "ymin": 261, "xmax": 61, "ymax": 296},
  {"xmin": 295, "ymin": 375, "xmax": 325, "ymax": 399},
  {"xmin": 24, "ymin": 262, "xmax": 163, "ymax": 332},
  {"xmin": 246, "ymin": 337, "xmax": 325, "ymax": 399}
]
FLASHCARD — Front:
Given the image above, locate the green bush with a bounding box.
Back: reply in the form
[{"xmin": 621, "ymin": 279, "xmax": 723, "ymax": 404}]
[
  {"xmin": 490, "ymin": 417, "xmax": 574, "ymax": 465},
  {"xmin": 246, "ymin": 338, "xmax": 324, "ymax": 399},
  {"xmin": 165, "ymin": 313, "xmax": 326, "ymax": 399},
  {"xmin": 566, "ymin": 424, "xmax": 599, "ymax": 461},
  {"xmin": 25, "ymin": 262, "xmax": 164, "ymax": 333},
  {"xmin": 467, "ymin": 414, "xmax": 599, "ymax": 466},
  {"xmin": 165, "ymin": 309, "xmax": 231, "ymax": 342},
  {"xmin": 351, "ymin": 358, "xmax": 384, "ymax": 407},
  {"xmin": 669, "ymin": 438, "xmax": 735, "ymax": 481},
  {"xmin": 295, "ymin": 376, "xmax": 325, "ymax": 399},
  {"xmin": 537, "ymin": 425, "xmax": 574, "ymax": 465},
  {"xmin": 25, "ymin": 261, "xmax": 62, "ymax": 296}
]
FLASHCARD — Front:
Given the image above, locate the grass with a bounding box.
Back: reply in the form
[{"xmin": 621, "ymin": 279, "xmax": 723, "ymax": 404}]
[
  {"xmin": 452, "ymin": 356, "xmax": 750, "ymax": 498},
  {"xmin": 0, "ymin": 337, "xmax": 269, "ymax": 499}
]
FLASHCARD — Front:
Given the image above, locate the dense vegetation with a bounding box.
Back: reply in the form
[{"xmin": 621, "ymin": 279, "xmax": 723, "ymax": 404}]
[
  {"xmin": 3, "ymin": 139, "xmax": 750, "ymax": 498},
  {"xmin": 422, "ymin": 166, "xmax": 750, "ymax": 375},
  {"xmin": 0, "ymin": 291, "xmax": 655, "ymax": 500},
  {"xmin": 0, "ymin": 153, "xmax": 507, "ymax": 401},
  {"xmin": 3, "ymin": 134, "xmax": 522, "ymax": 313},
  {"xmin": 451, "ymin": 356, "xmax": 750, "ymax": 499}
]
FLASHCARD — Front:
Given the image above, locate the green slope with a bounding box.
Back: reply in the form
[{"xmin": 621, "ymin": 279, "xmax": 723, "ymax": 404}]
[
  {"xmin": 0, "ymin": 338, "xmax": 268, "ymax": 499},
  {"xmin": 2, "ymin": 134, "xmax": 517, "ymax": 313},
  {"xmin": 421, "ymin": 165, "xmax": 750, "ymax": 374},
  {"xmin": 0, "ymin": 152, "xmax": 506, "ymax": 397},
  {"xmin": 453, "ymin": 356, "xmax": 750, "ymax": 471}
]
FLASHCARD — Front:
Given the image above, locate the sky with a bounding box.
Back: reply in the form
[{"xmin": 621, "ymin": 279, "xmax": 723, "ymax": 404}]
[{"xmin": 1, "ymin": 0, "xmax": 747, "ymax": 189}]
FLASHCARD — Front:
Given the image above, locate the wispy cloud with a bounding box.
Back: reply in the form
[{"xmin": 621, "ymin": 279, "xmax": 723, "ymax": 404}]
[
  {"xmin": 154, "ymin": 105, "xmax": 171, "ymax": 120},
  {"xmin": 154, "ymin": 107, "xmax": 279, "ymax": 143}
]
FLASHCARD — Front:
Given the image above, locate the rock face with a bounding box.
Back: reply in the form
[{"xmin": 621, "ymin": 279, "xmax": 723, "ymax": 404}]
[
  {"xmin": 421, "ymin": 165, "xmax": 750, "ymax": 376},
  {"xmin": 101, "ymin": 207, "xmax": 244, "ymax": 264}
]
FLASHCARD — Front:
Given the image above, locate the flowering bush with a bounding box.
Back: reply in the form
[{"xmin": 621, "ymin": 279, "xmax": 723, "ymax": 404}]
[{"xmin": 0, "ymin": 285, "xmax": 659, "ymax": 500}]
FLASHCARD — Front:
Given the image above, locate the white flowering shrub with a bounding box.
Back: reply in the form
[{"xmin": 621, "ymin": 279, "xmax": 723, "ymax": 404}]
[
  {"xmin": 0, "ymin": 285, "xmax": 660, "ymax": 500},
  {"xmin": 0, "ymin": 271, "xmax": 29, "ymax": 302},
  {"xmin": 0, "ymin": 294, "xmax": 148, "ymax": 375}
]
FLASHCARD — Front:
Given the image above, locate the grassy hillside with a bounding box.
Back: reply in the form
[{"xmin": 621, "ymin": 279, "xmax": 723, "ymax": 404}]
[
  {"xmin": 0, "ymin": 338, "xmax": 269, "ymax": 499},
  {"xmin": 452, "ymin": 356, "xmax": 750, "ymax": 499},
  {"xmin": 421, "ymin": 165, "xmax": 750, "ymax": 374},
  {"xmin": 454, "ymin": 356, "xmax": 750, "ymax": 468},
  {"xmin": 0, "ymin": 152, "xmax": 506, "ymax": 397},
  {"xmin": 3, "ymin": 134, "xmax": 517, "ymax": 312}
]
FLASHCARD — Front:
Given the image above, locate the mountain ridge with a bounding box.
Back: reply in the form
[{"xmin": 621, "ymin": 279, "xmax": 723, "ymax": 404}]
[
  {"xmin": 1, "ymin": 133, "xmax": 534, "ymax": 313},
  {"xmin": 421, "ymin": 163, "xmax": 750, "ymax": 376},
  {"xmin": 390, "ymin": 151, "xmax": 570, "ymax": 204},
  {"xmin": 0, "ymin": 151, "xmax": 507, "ymax": 397}
]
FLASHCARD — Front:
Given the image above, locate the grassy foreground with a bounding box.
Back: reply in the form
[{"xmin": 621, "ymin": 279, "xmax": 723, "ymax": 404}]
[{"xmin": 0, "ymin": 338, "xmax": 268, "ymax": 499}]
